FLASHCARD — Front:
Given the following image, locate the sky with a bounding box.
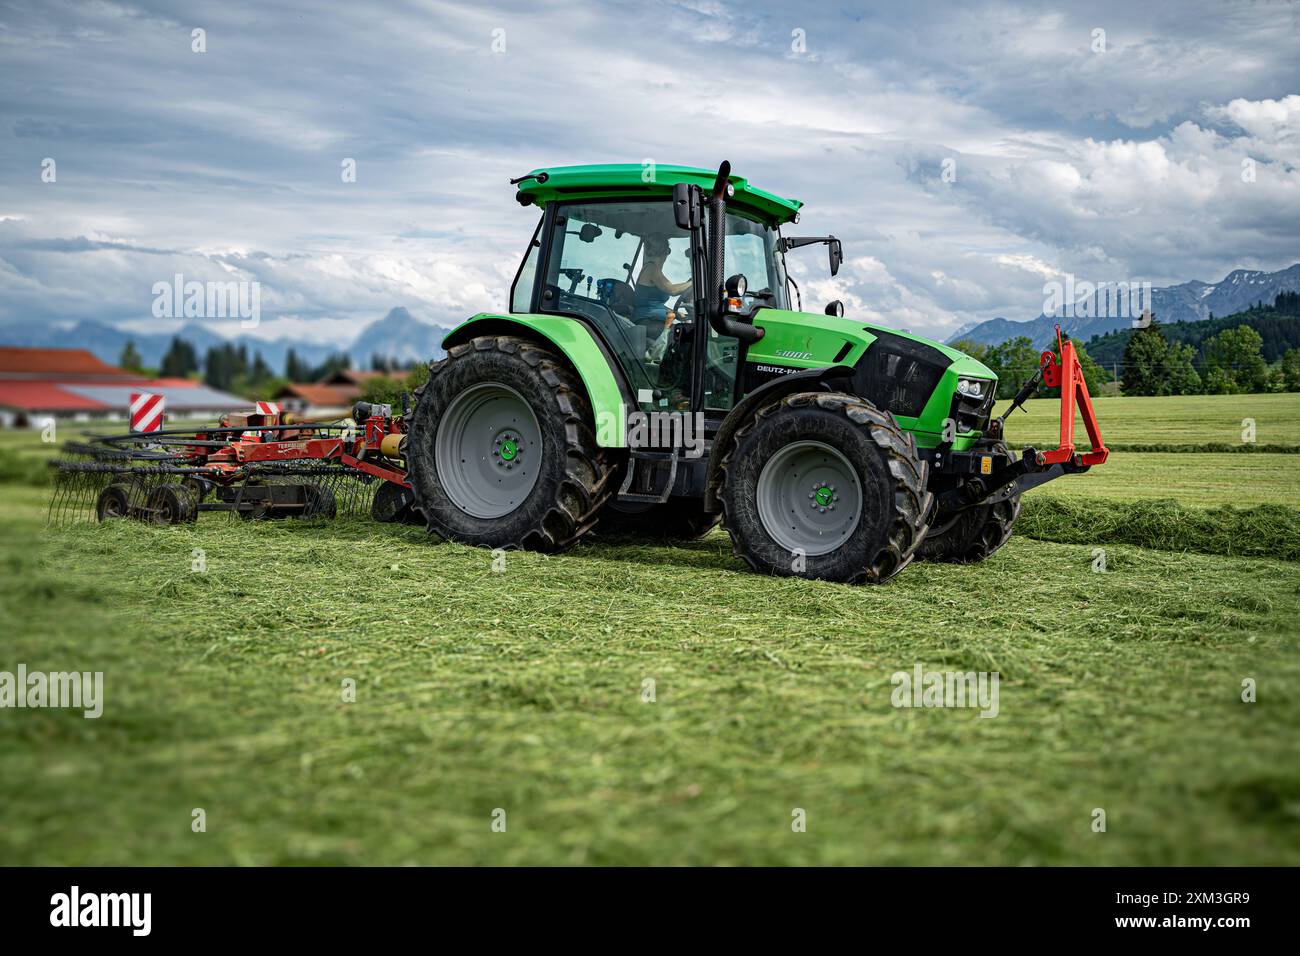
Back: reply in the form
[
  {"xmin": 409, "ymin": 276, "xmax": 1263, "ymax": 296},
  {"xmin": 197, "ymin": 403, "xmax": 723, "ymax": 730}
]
[{"xmin": 0, "ymin": 0, "xmax": 1297, "ymax": 345}]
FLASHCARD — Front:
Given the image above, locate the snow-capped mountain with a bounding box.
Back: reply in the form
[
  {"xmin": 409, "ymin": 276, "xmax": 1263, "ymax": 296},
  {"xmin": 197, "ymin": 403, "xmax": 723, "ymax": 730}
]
[{"xmin": 949, "ymin": 264, "xmax": 1300, "ymax": 348}]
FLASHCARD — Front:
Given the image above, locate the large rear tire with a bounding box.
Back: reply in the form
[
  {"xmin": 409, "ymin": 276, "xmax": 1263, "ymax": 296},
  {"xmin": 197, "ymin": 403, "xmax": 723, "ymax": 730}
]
[
  {"xmin": 719, "ymin": 392, "xmax": 931, "ymax": 583},
  {"xmin": 406, "ymin": 335, "xmax": 615, "ymax": 552}
]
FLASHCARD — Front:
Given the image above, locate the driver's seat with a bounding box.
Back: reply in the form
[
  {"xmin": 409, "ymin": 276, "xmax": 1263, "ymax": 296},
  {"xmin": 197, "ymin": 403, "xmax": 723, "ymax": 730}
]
[{"xmin": 596, "ymin": 278, "xmax": 636, "ymax": 320}]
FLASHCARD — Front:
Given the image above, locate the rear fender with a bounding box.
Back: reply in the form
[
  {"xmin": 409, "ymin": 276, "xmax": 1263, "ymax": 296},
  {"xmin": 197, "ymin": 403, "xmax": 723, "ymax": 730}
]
[{"xmin": 442, "ymin": 313, "xmax": 633, "ymax": 448}]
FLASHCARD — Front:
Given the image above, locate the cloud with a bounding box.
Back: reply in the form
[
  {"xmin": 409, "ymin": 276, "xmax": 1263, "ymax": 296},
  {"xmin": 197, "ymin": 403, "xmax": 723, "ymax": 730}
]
[{"xmin": 0, "ymin": 0, "xmax": 1296, "ymax": 345}]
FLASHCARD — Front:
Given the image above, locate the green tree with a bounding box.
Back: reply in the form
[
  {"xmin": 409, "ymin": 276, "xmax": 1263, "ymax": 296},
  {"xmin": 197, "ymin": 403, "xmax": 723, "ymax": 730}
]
[
  {"xmin": 284, "ymin": 348, "xmax": 312, "ymax": 382},
  {"xmin": 1120, "ymin": 322, "xmax": 1170, "ymax": 396},
  {"xmin": 983, "ymin": 337, "xmax": 1041, "ymax": 399},
  {"xmin": 1202, "ymin": 366, "xmax": 1234, "ymax": 395},
  {"xmin": 361, "ymin": 362, "xmax": 430, "ymax": 410},
  {"xmin": 1163, "ymin": 342, "xmax": 1202, "ymax": 395},
  {"xmin": 309, "ymin": 352, "xmax": 351, "ymax": 381},
  {"xmin": 203, "ymin": 343, "xmax": 249, "ymax": 391},
  {"xmin": 1204, "ymin": 326, "xmax": 1269, "ymax": 393},
  {"xmin": 1280, "ymin": 348, "xmax": 1300, "ymax": 392},
  {"xmin": 118, "ymin": 340, "xmax": 144, "ymax": 373},
  {"xmin": 159, "ymin": 337, "xmax": 198, "ymax": 378}
]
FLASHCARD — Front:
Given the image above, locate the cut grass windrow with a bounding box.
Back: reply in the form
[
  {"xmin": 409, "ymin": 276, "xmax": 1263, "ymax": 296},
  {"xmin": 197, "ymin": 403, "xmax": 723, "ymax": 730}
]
[{"xmin": 1020, "ymin": 497, "xmax": 1300, "ymax": 562}]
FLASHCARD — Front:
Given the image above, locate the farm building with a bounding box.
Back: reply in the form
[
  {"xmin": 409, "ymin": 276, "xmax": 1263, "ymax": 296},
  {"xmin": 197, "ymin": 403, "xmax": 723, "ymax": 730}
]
[
  {"xmin": 0, "ymin": 346, "xmax": 246, "ymax": 428},
  {"xmin": 275, "ymin": 369, "xmax": 395, "ymax": 418}
]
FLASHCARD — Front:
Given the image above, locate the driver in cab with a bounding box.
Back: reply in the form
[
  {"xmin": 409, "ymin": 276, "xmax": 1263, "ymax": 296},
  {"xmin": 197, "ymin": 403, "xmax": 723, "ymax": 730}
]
[{"xmin": 632, "ymin": 235, "xmax": 691, "ymax": 333}]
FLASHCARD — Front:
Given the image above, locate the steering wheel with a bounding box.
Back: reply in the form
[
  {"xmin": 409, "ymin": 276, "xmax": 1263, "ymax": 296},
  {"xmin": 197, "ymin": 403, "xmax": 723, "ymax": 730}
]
[{"xmin": 671, "ymin": 295, "xmax": 692, "ymax": 319}]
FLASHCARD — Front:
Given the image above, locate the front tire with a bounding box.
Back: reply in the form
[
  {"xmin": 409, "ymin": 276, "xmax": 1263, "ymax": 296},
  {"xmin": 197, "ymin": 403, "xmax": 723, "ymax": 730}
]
[
  {"xmin": 406, "ymin": 335, "xmax": 614, "ymax": 552},
  {"xmin": 719, "ymin": 392, "xmax": 931, "ymax": 584},
  {"xmin": 917, "ymin": 495, "xmax": 1020, "ymax": 564}
]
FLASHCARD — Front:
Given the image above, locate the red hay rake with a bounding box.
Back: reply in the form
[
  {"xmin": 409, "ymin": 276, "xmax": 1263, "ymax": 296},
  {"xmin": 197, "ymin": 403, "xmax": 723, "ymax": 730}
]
[{"xmin": 48, "ymin": 402, "xmax": 419, "ymax": 527}]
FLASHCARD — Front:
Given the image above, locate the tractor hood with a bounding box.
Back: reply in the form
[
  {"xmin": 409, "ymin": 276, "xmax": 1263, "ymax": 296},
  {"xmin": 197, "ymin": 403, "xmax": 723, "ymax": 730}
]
[
  {"xmin": 747, "ymin": 309, "xmax": 998, "ymax": 448},
  {"xmin": 749, "ymin": 309, "xmax": 997, "ymax": 380}
]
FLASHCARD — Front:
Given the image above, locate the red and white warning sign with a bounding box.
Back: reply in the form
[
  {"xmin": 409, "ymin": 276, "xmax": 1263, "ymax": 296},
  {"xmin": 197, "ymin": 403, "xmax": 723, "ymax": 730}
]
[
  {"xmin": 130, "ymin": 392, "xmax": 164, "ymax": 433},
  {"xmin": 244, "ymin": 400, "xmax": 282, "ymax": 441}
]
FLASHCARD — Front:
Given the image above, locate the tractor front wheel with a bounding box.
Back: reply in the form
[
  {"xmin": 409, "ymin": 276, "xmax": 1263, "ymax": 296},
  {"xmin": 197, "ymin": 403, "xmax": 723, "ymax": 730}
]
[
  {"xmin": 916, "ymin": 450, "xmax": 1021, "ymax": 563},
  {"xmin": 406, "ymin": 335, "xmax": 614, "ymax": 552},
  {"xmin": 719, "ymin": 392, "xmax": 931, "ymax": 584}
]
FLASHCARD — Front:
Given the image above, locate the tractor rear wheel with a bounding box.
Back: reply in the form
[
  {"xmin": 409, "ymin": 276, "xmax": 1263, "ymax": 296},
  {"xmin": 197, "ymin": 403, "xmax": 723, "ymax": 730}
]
[
  {"xmin": 719, "ymin": 392, "xmax": 931, "ymax": 584},
  {"xmin": 599, "ymin": 497, "xmax": 720, "ymax": 540},
  {"xmin": 406, "ymin": 335, "xmax": 614, "ymax": 552},
  {"xmin": 916, "ymin": 449, "xmax": 1021, "ymax": 563}
]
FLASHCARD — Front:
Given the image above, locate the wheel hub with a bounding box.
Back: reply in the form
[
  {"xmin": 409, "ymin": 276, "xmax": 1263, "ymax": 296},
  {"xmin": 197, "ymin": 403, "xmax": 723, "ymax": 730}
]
[
  {"xmin": 756, "ymin": 440, "xmax": 862, "ymax": 557},
  {"xmin": 435, "ymin": 383, "xmax": 542, "ymax": 519}
]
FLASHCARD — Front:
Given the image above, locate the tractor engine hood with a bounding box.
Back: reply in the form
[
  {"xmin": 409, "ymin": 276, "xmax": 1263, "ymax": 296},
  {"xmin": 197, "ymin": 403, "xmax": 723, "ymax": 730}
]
[{"xmin": 746, "ymin": 309, "xmax": 998, "ymax": 448}]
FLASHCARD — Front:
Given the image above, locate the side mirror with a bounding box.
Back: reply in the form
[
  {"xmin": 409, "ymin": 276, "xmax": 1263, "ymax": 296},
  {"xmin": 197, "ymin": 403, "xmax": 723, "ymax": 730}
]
[
  {"xmin": 829, "ymin": 237, "xmax": 843, "ymax": 276},
  {"xmin": 672, "ymin": 182, "xmax": 700, "ymax": 230},
  {"xmin": 824, "ymin": 300, "xmax": 845, "ymax": 317}
]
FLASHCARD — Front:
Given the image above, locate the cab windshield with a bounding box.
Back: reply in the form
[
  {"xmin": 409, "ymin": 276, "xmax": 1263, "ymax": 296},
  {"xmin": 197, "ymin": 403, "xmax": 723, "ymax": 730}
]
[
  {"xmin": 724, "ymin": 211, "xmax": 790, "ymax": 312},
  {"xmin": 536, "ymin": 198, "xmax": 787, "ymax": 411}
]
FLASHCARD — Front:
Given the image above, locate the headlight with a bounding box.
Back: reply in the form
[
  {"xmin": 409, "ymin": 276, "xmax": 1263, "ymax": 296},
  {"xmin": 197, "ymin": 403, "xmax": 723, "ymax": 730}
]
[{"xmin": 957, "ymin": 378, "xmax": 986, "ymax": 399}]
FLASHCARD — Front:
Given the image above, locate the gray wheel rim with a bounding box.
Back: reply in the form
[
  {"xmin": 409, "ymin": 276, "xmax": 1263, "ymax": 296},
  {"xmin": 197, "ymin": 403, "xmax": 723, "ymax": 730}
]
[
  {"xmin": 436, "ymin": 383, "xmax": 542, "ymax": 519},
  {"xmin": 756, "ymin": 440, "xmax": 862, "ymax": 557}
]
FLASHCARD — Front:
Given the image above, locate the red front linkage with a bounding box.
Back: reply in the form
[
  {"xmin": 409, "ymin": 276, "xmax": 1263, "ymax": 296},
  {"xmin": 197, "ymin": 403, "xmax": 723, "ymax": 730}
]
[{"xmin": 1034, "ymin": 326, "xmax": 1109, "ymax": 468}]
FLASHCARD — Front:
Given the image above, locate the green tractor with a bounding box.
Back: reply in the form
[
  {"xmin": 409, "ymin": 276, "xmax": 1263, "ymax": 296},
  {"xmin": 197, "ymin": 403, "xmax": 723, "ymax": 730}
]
[{"xmin": 406, "ymin": 162, "xmax": 1107, "ymax": 583}]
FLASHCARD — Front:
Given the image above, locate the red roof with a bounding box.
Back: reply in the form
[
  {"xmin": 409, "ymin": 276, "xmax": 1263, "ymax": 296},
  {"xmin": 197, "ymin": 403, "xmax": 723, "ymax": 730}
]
[
  {"xmin": 0, "ymin": 347, "xmax": 133, "ymax": 378},
  {"xmin": 148, "ymin": 377, "xmax": 202, "ymax": 388},
  {"xmin": 0, "ymin": 381, "xmax": 107, "ymax": 411},
  {"xmin": 275, "ymin": 383, "xmax": 353, "ymax": 407}
]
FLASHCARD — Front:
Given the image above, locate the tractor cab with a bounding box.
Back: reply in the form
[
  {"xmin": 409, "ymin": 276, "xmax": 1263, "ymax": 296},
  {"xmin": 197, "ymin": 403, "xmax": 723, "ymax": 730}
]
[{"xmin": 509, "ymin": 164, "xmax": 815, "ymax": 416}]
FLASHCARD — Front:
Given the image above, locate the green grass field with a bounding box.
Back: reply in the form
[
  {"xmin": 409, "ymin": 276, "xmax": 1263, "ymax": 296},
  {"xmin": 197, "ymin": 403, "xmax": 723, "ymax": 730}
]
[
  {"xmin": 2, "ymin": 394, "xmax": 1298, "ymax": 865},
  {"xmin": 999, "ymin": 392, "xmax": 1300, "ymax": 449}
]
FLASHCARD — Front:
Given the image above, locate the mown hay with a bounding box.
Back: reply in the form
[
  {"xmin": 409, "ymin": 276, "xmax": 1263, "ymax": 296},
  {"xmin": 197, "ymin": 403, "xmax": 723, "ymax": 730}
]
[{"xmin": 1019, "ymin": 497, "xmax": 1300, "ymax": 561}]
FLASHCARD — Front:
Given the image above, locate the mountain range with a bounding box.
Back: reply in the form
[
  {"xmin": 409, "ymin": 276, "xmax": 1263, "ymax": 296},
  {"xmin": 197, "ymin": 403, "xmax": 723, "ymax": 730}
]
[
  {"xmin": 0, "ymin": 307, "xmax": 453, "ymax": 376},
  {"xmin": 6, "ymin": 264, "xmax": 1298, "ymax": 371},
  {"xmin": 948, "ymin": 264, "xmax": 1300, "ymax": 348}
]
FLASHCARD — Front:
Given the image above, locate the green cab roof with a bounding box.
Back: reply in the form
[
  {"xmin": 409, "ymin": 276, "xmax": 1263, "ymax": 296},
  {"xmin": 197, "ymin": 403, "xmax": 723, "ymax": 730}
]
[{"xmin": 514, "ymin": 163, "xmax": 804, "ymax": 225}]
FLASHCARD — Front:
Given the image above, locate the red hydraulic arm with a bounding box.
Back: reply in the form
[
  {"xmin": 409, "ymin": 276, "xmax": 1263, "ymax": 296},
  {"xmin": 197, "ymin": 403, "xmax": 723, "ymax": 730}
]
[{"xmin": 1034, "ymin": 326, "xmax": 1109, "ymax": 468}]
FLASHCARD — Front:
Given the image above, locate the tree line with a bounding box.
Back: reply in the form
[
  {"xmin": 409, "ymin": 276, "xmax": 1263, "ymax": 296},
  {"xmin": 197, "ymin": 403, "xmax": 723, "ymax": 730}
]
[
  {"xmin": 116, "ymin": 338, "xmax": 424, "ymax": 401},
  {"xmin": 952, "ymin": 292, "xmax": 1300, "ymax": 399}
]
